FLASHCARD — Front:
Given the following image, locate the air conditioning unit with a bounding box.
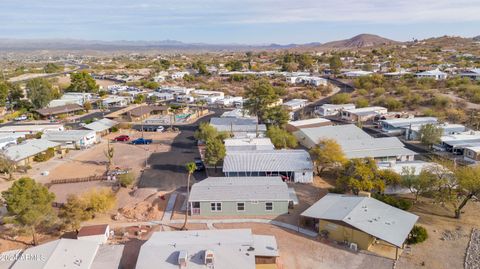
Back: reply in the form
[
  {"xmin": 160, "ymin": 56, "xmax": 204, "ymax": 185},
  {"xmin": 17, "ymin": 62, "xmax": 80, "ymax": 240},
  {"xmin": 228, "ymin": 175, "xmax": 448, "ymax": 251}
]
[
  {"xmin": 205, "ymin": 249, "xmax": 214, "ymax": 266},
  {"xmin": 350, "ymin": 243, "xmax": 358, "ymax": 252}
]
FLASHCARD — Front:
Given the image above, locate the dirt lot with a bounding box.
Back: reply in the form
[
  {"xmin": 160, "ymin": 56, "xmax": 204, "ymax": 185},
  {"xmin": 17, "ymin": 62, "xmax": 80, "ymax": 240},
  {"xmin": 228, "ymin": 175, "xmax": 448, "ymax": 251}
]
[{"xmin": 396, "ymin": 200, "xmax": 480, "ymax": 269}]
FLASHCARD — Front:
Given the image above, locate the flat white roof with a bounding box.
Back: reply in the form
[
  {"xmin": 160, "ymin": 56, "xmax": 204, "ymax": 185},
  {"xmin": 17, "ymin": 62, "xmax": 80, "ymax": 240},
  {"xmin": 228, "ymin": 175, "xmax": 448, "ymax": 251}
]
[
  {"xmin": 189, "ymin": 177, "xmax": 290, "ymax": 202},
  {"xmin": 224, "ymin": 138, "xmax": 274, "ymax": 147},
  {"xmin": 301, "ymin": 194, "xmax": 418, "ymax": 247},
  {"xmin": 43, "ymin": 130, "xmax": 95, "ymax": 142},
  {"xmin": 287, "ymin": 118, "xmax": 331, "ymax": 127},
  {"xmin": 0, "ymin": 124, "xmax": 64, "ymax": 133},
  {"xmin": 3, "ymin": 139, "xmax": 61, "ymax": 162},
  {"xmin": 83, "ymin": 118, "xmax": 118, "ymax": 132},
  {"xmin": 136, "ymin": 229, "xmax": 278, "ymax": 269},
  {"xmin": 344, "ymin": 106, "xmax": 387, "ymax": 114},
  {"xmin": 381, "ymin": 117, "xmax": 438, "ymax": 128},
  {"xmin": 283, "ymin": 99, "xmax": 308, "ymax": 106}
]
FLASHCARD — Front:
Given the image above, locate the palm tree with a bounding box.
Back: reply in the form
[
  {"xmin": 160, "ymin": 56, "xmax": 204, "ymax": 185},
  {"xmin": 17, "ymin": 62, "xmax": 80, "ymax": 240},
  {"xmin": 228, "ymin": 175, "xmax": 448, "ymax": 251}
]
[{"xmin": 181, "ymin": 162, "xmax": 197, "ymax": 230}]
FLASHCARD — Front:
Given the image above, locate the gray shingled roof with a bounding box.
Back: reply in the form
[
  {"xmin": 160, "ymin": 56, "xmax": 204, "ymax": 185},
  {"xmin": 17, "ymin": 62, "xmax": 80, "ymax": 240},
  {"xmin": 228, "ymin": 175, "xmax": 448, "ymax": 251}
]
[
  {"xmin": 222, "ymin": 149, "xmax": 313, "ymax": 172},
  {"xmin": 301, "ymin": 194, "xmax": 419, "ymax": 247},
  {"xmin": 3, "ymin": 139, "xmax": 61, "ymax": 162},
  {"xmin": 189, "ymin": 177, "xmax": 290, "ymax": 202}
]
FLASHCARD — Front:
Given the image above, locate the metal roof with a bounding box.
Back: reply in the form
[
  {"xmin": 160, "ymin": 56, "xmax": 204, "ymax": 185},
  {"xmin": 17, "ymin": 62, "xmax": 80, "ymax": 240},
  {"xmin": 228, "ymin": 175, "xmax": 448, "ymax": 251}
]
[
  {"xmin": 3, "ymin": 139, "xmax": 61, "ymax": 162},
  {"xmin": 287, "ymin": 118, "xmax": 331, "ymax": 127},
  {"xmin": 136, "ymin": 229, "xmax": 278, "ymax": 269},
  {"xmin": 223, "ymin": 149, "xmax": 313, "ymax": 172},
  {"xmin": 301, "ymin": 194, "xmax": 419, "ymax": 247},
  {"xmin": 381, "ymin": 117, "xmax": 438, "ymax": 128},
  {"xmin": 35, "ymin": 104, "xmax": 84, "ymax": 116},
  {"xmin": 189, "ymin": 177, "xmax": 290, "ymax": 202},
  {"xmin": 210, "ymin": 117, "xmax": 265, "ymax": 133},
  {"xmin": 43, "ymin": 130, "xmax": 95, "ymax": 142},
  {"xmin": 83, "ymin": 118, "xmax": 118, "ymax": 132},
  {"xmin": 224, "ymin": 138, "xmax": 274, "ymax": 151},
  {"xmin": 294, "ymin": 125, "xmax": 416, "ymax": 158}
]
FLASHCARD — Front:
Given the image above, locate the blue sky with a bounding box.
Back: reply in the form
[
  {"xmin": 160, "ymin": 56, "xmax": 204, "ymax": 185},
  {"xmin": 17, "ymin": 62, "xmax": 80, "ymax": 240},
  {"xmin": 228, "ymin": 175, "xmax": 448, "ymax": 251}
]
[{"xmin": 1, "ymin": 0, "xmax": 479, "ymax": 44}]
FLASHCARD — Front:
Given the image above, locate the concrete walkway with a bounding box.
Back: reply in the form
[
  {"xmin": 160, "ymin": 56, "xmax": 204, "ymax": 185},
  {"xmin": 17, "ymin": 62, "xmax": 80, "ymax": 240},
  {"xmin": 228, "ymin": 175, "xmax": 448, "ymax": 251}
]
[{"xmin": 161, "ymin": 192, "xmax": 178, "ymax": 221}]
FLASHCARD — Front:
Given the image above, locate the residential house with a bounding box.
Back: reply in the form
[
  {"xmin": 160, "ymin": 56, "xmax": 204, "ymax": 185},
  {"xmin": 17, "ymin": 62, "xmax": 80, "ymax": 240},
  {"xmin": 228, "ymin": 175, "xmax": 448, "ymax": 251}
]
[
  {"xmin": 223, "ymin": 149, "xmax": 314, "ymax": 183},
  {"xmin": 315, "ymin": 103, "xmax": 356, "ymax": 117},
  {"xmin": 340, "ymin": 106, "xmax": 388, "ymax": 122},
  {"xmin": 434, "ymin": 131, "xmax": 480, "ymax": 155},
  {"xmin": 43, "ymin": 130, "xmax": 96, "ymax": 149},
  {"xmin": 125, "ymin": 105, "xmax": 169, "ymax": 122},
  {"xmin": 380, "ymin": 117, "xmax": 438, "ymax": 135},
  {"xmin": 343, "ymin": 70, "xmax": 374, "ymax": 77},
  {"xmin": 282, "ymin": 99, "xmax": 308, "ymax": 111},
  {"xmin": 101, "ymin": 96, "xmax": 131, "ymax": 108},
  {"xmin": 170, "ymin": 71, "xmax": 190, "ymax": 79},
  {"xmin": 224, "ymin": 138, "xmax": 275, "ymax": 152},
  {"xmin": 192, "ymin": 89, "xmax": 225, "ymax": 104},
  {"xmin": 48, "ymin": 92, "xmax": 92, "ymax": 108},
  {"xmin": 459, "ymin": 68, "xmax": 480, "ymax": 81},
  {"xmin": 294, "ymin": 124, "xmax": 416, "ymax": 162},
  {"xmin": 35, "ymin": 104, "xmax": 84, "ymax": 119},
  {"xmin": 415, "ymin": 69, "xmax": 448, "ymax": 80},
  {"xmin": 285, "ymin": 118, "xmax": 332, "ymax": 132},
  {"xmin": 405, "ymin": 123, "xmax": 467, "ymax": 141},
  {"xmin": 0, "ymin": 124, "xmax": 64, "ymax": 136},
  {"xmin": 215, "ymin": 96, "xmax": 243, "ymax": 107},
  {"xmin": 3, "ymin": 139, "xmax": 61, "ymax": 166},
  {"xmin": 0, "ymin": 238, "xmax": 124, "ymax": 269},
  {"xmin": 189, "ymin": 177, "xmax": 290, "ymax": 216},
  {"xmin": 135, "ymin": 229, "xmax": 279, "ymax": 269},
  {"xmin": 301, "ymin": 193, "xmax": 418, "ymax": 259},
  {"xmin": 82, "ymin": 118, "xmax": 118, "ymax": 138}
]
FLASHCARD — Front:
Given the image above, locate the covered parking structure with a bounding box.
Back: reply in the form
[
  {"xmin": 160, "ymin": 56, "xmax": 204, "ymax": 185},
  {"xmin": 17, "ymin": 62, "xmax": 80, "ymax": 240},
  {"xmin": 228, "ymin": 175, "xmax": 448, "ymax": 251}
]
[{"xmin": 222, "ymin": 149, "xmax": 313, "ymax": 183}]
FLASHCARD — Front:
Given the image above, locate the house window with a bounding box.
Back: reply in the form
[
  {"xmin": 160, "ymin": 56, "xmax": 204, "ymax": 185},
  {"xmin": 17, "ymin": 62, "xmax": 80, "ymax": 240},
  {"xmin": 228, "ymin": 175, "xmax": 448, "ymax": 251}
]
[
  {"xmin": 210, "ymin": 202, "xmax": 222, "ymax": 212},
  {"xmin": 265, "ymin": 202, "xmax": 273, "ymax": 211},
  {"xmin": 237, "ymin": 202, "xmax": 245, "ymax": 211}
]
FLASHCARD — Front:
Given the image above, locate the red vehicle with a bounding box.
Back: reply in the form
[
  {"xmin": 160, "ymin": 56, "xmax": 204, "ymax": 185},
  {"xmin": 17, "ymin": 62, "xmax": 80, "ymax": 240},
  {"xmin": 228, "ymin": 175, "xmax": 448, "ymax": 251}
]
[{"xmin": 113, "ymin": 135, "xmax": 130, "ymax": 142}]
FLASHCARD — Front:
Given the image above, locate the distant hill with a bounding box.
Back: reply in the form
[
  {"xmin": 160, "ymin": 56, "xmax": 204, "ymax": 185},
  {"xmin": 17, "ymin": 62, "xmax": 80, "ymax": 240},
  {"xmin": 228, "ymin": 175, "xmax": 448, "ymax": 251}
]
[
  {"xmin": 0, "ymin": 38, "xmax": 304, "ymax": 52},
  {"xmin": 473, "ymin": 36, "xmax": 480, "ymax": 41},
  {"xmin": 319, "ymin": 34, "xmax": 399, "ymax": 49}
]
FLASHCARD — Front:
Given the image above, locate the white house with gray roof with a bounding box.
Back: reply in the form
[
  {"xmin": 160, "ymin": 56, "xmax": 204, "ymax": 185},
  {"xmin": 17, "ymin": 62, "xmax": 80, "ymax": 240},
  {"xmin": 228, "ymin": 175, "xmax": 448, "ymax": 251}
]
[
  {"xmin": 189, "ymin": 176, "xmax": 291, "ymax": 216},
  {"xmin": 294, "ymin": 124, "xmax": 416, "ymax": 162},
  {"xmin": 416, "ymin": 69, "xmax": 447, "ymax": 80},
  {"xmin": 135, "ymin": 229, "xmax": 279, "ymax": 269},
  {"xmin": 301, "ymin": 193, "xmax": 418, "ymax": 259},
  {"xmin": 43, "ymin": 130, "xmax": 97, "ymax": 149},
  {"xmin": 223, "ymin": 149, "xmax": 313, "ymax": 183},
  {"xmin": 3, "ymin": 139, "xmax": 61, "ymax": 166}
]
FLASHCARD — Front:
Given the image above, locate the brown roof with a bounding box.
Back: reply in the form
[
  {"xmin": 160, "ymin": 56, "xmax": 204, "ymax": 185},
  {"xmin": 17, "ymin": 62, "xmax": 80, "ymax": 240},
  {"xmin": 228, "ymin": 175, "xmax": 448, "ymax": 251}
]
[
  {"xmin": 36, "ymin": 104, "xmax": 84, "ymax": 117},
  {"xmin": 77, "ymin": 224, "xmax": 109, "ymax": 237},
  {"xmin": 128, "ymin": 105, "xmax": 168, "ymax": 118}
]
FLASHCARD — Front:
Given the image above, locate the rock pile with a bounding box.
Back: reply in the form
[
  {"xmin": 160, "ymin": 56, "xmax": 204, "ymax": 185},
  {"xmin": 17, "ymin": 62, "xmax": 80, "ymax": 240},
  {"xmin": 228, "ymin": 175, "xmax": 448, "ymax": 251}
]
[{"xmin": 465, "ymin": 229, "xmax": 480, "ymax": 269}]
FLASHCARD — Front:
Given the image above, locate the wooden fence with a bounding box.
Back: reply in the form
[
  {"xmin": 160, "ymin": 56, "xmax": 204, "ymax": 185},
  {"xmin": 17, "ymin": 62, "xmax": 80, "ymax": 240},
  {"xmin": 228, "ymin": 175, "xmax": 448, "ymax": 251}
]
[{"xmin": 48, "ymin": 175, "xmax": 107, "ymax": 186}]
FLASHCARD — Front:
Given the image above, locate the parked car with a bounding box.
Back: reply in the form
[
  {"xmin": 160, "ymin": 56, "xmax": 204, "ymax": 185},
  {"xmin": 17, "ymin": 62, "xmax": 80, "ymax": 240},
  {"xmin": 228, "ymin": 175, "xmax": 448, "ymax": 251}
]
[
  {"xmin": 113, "ymin": 135, "xmax": 130, "ymax": 142},
  {"xmin": 14, "ymin": 115, "xmax": 27, "ymax": 121},
  {"xmin": 131, "ymin": 138, "xmax": 153, "ymax": 145},
  {"xmin": 156, "ymin": 126, "xmax": 165, "ymax": 132},
  {"xmin": 194, "ymin": 158, "xmax": 205, "ymax": 171}
]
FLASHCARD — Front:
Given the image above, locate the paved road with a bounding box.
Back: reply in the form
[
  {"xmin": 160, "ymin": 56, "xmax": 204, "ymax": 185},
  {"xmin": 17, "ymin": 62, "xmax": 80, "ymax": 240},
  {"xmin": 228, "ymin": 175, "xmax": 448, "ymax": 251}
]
[{"xmin": 138, "ymin": 109, "xmax": 224, "ymax": 190}]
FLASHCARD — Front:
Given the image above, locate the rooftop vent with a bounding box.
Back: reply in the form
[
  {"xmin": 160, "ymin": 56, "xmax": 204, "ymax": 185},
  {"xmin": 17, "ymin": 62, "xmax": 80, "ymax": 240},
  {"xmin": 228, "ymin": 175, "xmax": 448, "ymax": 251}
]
[
  {"xmin": 178, "ymin": 250, "xmax": 188, "ymax": 267},
  {"xmin": 205, "ymin": 249, "xmax": 214, "ymax": 267}
]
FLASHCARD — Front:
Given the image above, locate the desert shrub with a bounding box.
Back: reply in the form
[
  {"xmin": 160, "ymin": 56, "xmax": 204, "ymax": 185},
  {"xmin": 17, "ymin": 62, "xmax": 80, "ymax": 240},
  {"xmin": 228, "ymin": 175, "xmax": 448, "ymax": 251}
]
[
  {"xmin": 355, "ymin": 97, "xmax": 369, "ymax": 108},
  {"xmin": 407, "ymin": 225, "xmax": 428, "ymax": 244},
  {"xmin": 330, "ymin": 93, "xmax": 351, "ymax": 104},
  {"xmin": 118, "ymin": 173, "xmax": 135, "ymax": 187},
  {"xmin": 110, "ymin": 126, "xmax": 119, "ymax": 133},
  {"xmin": 33, "ymin": 147, "xmax": 55, "ymax": 162}
]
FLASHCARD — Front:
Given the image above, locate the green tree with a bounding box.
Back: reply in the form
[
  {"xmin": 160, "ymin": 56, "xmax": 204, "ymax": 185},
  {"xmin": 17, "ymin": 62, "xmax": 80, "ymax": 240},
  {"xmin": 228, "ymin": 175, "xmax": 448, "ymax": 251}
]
[
  {"xmin": 450, "ymin": 165, "xmax": 480, "ymax": 218},
  {"xmin": 418, "ymin": 123, "xmax": 443, "ymax": 149},
  {"xmin": 43, "ymin": 63, "xmax": 62, "ymax": 73},
  {"xmin": 225, "ymin": 60, "xmax": 243, "ymax": 71},
  {"xmin": 204, "ymin": 138, "xmax": 226, "ymax": 172},
  {"xmin": 143, "ymin": 81, "xmax": 159, "ymax": 90},
  {"xmin": 1, "ymin": 178, "xmax": 56, "ymax": 245},
  {"xmin": 0, "ymin": 80, "xmax": 10, "ymax": 107},
  {"xmin": 355, "ymin": 97, "xmax": 369, "ymax": 108},
  {"xmin": 83, "ymin": 188, "xmax": 116, "ymax": 214},
  {"xmin": 0, "ymin": 153, "xmax": 16, "ymax": 181},
  {"xmin": 297, "ymin": 54, "xmax": 314, "ymax": 71},
  {"xmin": 329, "ymin": 56, "xmax": 343, "ymax": 74},
  {"xmin": 59, "ymin": 195, "xmax": 91, "ymax": 231},
  {"xmin": 337, "ymin": 158, "xmax": 385, "ymax": 194},
  {"xmin": 118, "ymin": 172, "xmax": 135, "ymax": 187},
  {"xmin": 266, "ymin": 126, "xmax": 298, "ymax": 149},
  {"xmin": 401, "ymin": 167, "xmax": 437, "ymax": 201},
  {"xmin": 83, "ymin": 101, "xmax": 92, "ymax": 112},
  {"xmin": 330, "ymin": 93, "xmax": 351, "ymax": 104},
  {"xmin": 26, "ymin": 78, "xmax": 54, "ymax": 109},
  {"xmin": 243, "ymin": 79, "xmax": 281, "ymax": 123},
  {"xmin": 194, "ymin": 122, "xmax": 219, "ymax": 142},
  {"xmin": 310, "ymin": 139, "xmax": 346, "ymax": 174},
  {"xmin": 181, "ymin": 162, "xmax": 197, "ymax": 230},
  {"xmin": 68, "ymin": 71, "xmax": 99, "ymax": 93},
  {"xmin": 193, "ymin": 60, "xmax": 209, "ymax": 75},
  {"xmin": 263, "ymin": 106, "xmax": 290, "ymax": 126}
]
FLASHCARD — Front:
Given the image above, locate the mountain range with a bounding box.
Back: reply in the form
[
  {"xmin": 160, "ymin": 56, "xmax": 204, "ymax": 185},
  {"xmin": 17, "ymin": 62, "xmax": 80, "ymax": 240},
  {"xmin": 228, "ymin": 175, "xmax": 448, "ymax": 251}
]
[{"xmin": 0, "ymin": 34, "xmax": 475, "ymax": 53}]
